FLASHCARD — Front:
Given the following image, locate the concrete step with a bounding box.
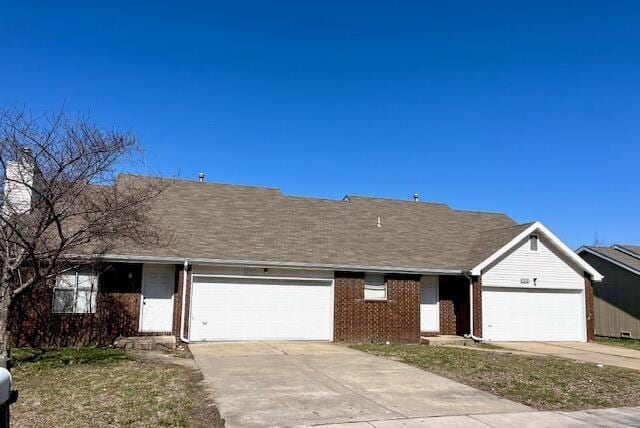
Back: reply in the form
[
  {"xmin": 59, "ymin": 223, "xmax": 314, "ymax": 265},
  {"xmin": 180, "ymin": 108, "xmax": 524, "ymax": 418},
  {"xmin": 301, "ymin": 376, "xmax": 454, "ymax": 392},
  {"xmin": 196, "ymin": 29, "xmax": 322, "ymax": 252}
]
[
  {"xmin": 113, "ymin": 335, "xmax": 176, "ymax": 351},
  {"xmin": 421, "ymin": 335, "xmax": 475, "ymax": 346}
]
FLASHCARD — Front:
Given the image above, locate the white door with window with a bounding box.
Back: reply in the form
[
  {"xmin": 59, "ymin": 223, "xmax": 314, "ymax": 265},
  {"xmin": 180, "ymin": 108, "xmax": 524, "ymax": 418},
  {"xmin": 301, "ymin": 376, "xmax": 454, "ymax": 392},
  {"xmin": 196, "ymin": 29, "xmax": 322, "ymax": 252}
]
[
  {"xmin": 140, "ymin": 264, "xmax": 175, "ymax": 332},
  {"xmin": 190, "ymin": 276, "xmax": 333, "ymax": 341},
  {"xmin": 420, "ymin": 275, "xmax": 439, "ymax": 332}
]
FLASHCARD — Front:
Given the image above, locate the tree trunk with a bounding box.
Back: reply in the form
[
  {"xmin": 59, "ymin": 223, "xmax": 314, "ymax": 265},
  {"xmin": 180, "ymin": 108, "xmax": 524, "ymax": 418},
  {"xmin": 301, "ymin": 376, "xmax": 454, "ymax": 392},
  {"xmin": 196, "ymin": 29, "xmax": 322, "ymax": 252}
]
[{"xmin": 0, "ymin": 297, "xmax": 12, "ymax": 370}]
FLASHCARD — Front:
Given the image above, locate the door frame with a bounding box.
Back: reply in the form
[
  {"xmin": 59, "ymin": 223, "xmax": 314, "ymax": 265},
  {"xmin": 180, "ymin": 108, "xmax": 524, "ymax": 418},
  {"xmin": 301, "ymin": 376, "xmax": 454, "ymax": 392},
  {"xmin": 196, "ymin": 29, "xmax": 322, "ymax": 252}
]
[
  {"xmin": 420, "ymin": 275, "xmax": 440, "ymax": 332},
  {"xmin": 139, "ymin": 264, "xmax": 176, "ymax": 333},
  {"xmin": 188, "ymin": 273, "xmax": 335, "ymax": 342}
]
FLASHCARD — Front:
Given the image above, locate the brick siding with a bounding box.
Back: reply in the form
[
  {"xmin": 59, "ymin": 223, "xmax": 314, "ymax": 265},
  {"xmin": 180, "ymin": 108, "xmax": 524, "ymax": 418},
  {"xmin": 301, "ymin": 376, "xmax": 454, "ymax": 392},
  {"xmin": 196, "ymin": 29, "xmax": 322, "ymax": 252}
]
[
  {"xmin": 333, "ymin": 272, "xmax": 420, "ymax": 343},
  {"xmin": 11, "ymin": 263, "xmax": 144, "ymax": 347},
  {"xmin": 438, "ymin": 275, "xmax": 470, "ymax": 336},
  {"xmin": 472, "ymin": 276, "xmax": 482, "ymax": 337},
  {"xmin": 173, "ymin": 265, "xmax": 192, "ymax": 339},
  {"xmin": 584, "ymin": 272, "xmax": 595, "ymax": 342}
]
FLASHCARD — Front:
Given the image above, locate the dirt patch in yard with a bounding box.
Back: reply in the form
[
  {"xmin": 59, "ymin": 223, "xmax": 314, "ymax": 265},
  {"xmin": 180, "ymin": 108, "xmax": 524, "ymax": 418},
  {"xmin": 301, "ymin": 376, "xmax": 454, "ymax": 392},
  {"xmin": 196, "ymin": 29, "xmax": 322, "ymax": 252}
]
[
  {"xmin": 11, "ymin": 347, "xmax": 224, "ymax": 427},
  {"xmin": 352, "ymin": 343, "xmax": 640, "ymax": 411}
]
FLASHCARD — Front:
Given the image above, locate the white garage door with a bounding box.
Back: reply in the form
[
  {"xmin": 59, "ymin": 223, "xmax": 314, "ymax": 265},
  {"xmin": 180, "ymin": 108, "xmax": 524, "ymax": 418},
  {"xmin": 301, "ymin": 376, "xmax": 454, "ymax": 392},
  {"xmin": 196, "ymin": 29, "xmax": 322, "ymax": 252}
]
[
  {"xmin": 483, "ymin": 287, "xmax": 586, "ymax": 342},
  {"xmin": 190, "ymin": 276, "xmax": 333, "ymax": 341}
]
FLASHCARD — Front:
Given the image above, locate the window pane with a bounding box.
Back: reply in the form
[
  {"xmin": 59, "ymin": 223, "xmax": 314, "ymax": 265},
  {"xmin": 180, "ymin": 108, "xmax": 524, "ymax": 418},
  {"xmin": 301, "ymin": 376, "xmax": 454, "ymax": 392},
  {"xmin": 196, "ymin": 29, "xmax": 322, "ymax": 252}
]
[
  {"xmin": 364, "ymin": 273, "xmax": 385, "ymax": 287},
  {"xmin": 364, "ymin": 287, "xmax": 386, "ymax": 300},
  {"xmin": 75, "ymin": 289, "xmax": 96, "ymax": 313},
  {"xmin": 76, "ymin": 269, "xmax": 96, "ymax": 289},
  {"xmin": 53, "ymin": 288, "xmax": 75, "ymax": 313},
  {"xmin": 56, "ymin": 273, "xmax": 76, "ymax": 288},
  {"xmin": 364, "ymin": 273, "xmax": 387, "ymax": 300}
]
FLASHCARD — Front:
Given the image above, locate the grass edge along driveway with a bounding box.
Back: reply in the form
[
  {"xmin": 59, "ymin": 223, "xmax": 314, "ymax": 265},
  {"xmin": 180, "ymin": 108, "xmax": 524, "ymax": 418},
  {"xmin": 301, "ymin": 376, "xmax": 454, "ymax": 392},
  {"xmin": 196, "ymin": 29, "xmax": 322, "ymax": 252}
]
[{"xmin": 352, "ymin": 343, "xmax": 640, "ymax": 411}]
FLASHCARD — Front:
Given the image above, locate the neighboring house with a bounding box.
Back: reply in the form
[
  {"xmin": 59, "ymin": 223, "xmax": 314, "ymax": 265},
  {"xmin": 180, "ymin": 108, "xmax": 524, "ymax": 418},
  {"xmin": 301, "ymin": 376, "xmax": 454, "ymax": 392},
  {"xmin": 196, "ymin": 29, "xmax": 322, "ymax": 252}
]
[
  {"xmin": 577, "ymin": 245, "xmax": 640, "ymax": 339},
  {"xmin": 11, "ymin": 174, "xmax": 603, "ymax": 346}
]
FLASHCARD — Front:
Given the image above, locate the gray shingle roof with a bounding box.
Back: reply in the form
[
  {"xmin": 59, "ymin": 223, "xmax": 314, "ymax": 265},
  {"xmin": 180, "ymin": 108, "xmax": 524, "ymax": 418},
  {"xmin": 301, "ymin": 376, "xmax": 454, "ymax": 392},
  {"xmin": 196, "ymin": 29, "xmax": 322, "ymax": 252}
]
[
  {"xmin": 582, "ymin": 246, "xmax": 640, "ymax": 274},
  {"xmin": 617, "ymin": 245, "xmax": 640, "ymax": 257},
  {"xmin": 111, "ymin": 175, "xmax": 527, "ymax": 272}
]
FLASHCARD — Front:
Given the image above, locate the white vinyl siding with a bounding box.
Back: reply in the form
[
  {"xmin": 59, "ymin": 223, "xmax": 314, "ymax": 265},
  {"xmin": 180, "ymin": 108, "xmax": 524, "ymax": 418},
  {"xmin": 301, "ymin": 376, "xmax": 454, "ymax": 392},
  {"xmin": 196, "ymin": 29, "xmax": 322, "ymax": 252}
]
[
  {"xmin": 482, "ymin": 236, "xmax": 585, "ymax": 290},
  {"xmin": 364, "ymin": 274, "xmax": 386, "ymax": 300},
  {"xmin": 53, "ymin": 268, "xmax": 98, "ymax": 314},
  {"xmin": 482, "ymin": 235, "xmax": 586, "ymax": 342},
  {"xmin": 190, "ymin": 276, "xmax": 333, "ymax": 341}
]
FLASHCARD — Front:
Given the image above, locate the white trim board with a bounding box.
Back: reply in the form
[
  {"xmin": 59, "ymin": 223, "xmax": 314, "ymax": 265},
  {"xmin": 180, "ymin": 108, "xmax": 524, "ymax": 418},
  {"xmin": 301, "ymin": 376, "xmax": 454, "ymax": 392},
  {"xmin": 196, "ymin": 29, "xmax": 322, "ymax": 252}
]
[{"xmin": 471, "ymin": 221, "xmax": 603, "ymax": 281}]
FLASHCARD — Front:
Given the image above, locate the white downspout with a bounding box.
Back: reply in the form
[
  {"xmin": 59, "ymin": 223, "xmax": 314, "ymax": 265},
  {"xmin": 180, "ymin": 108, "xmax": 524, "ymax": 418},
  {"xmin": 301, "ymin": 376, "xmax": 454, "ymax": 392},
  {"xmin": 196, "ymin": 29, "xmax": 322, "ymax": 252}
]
[
  {"xmin": 464, "ymin": 273, "xmax": 483, "ymax": 342},
  {"xmin": 179, "ymin": 260, "xmax": 190, "ymax": 343}
]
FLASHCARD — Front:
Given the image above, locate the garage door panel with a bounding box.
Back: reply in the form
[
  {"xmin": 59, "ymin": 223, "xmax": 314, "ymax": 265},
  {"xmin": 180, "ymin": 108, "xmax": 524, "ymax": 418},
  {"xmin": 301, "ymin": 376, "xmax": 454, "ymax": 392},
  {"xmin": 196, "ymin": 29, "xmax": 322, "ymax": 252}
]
[
  {"xmin": 483, "ymin": 287, "xmax": 585, "ymax": 342},
  {"xmin": 190, "ymin": 277, "xmax": 333, "ymax": 341}
]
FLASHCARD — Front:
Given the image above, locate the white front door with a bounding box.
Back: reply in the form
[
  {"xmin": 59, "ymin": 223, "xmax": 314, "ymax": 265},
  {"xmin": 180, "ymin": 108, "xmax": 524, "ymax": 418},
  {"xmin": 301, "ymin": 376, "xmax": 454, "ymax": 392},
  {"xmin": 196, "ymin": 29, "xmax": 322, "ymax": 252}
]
[
  {"xmin": 140, "ymin": 264, "xmax": 175, "ymax": 332},
  {"xmin": 190, "ymin": 276, "xmax": 333, "ymax": 341},
  {"xmin": 420, "ymin": 275, "xmax": 439, "ymax": 332}
]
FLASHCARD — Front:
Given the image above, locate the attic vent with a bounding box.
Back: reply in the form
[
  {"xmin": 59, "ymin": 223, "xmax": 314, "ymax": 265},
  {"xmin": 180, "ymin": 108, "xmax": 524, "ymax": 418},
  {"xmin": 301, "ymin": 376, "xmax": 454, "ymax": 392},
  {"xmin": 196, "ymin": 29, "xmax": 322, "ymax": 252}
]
[
  {"xmin": 198, "ymin": 172, "xmax": 205, "ymax": 182},
  {"xmin": 413, "ymin": 193, "xmax": 419, "ymax": 202}
]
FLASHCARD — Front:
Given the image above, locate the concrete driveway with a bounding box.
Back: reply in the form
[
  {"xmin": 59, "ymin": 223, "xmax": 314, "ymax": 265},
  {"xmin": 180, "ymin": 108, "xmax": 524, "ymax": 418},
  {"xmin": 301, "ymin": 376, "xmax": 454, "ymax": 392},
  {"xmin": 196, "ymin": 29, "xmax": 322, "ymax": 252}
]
[
  {"xmin": 493, "ymin": 341, "xmax": 640, "ymax": 371},
  {"xmin": 190, "ymin": 342, "xmax": 529, "ymax": 427}
]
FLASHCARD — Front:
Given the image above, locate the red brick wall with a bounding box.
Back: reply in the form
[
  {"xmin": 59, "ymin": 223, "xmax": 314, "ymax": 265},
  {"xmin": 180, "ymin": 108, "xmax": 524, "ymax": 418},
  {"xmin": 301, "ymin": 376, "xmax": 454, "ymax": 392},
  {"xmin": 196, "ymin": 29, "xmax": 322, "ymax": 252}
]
[
  {"xmin": 173, "ymin": 265, "xmax": 192, "ymax": 340},
  {"xmin": 472, "ymin": 276, "xmax": 482, "ymax": 337},
  {"xmin": 333, "ymin": 272, "xmax": 420, "ymax": 343},
  {"xmin": 11, "ymin": 263, "xmax": 144, "ymax": 347},
  {"xmin": 584, "ymin": 272, "xmax": 595, "ymax": 342},
  {"xmin": 438, "ymin": 275, "xmax": 470, "ymax": 336}
]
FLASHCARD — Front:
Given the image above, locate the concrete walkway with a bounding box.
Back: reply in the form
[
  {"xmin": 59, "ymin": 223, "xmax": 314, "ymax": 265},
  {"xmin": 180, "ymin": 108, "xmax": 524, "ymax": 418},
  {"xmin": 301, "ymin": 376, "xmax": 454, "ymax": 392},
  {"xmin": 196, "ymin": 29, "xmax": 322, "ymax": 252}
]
[
  {"xmin": 493, "ymin": 341, "xmax": 640, "ymax": 371},
  {"xmin": 315, "ymin": 407, "xmax": 640, "ymax": 427},
  {"xmin": 190, "ymin": 342, "xmax": 529, "ymax": 428}
]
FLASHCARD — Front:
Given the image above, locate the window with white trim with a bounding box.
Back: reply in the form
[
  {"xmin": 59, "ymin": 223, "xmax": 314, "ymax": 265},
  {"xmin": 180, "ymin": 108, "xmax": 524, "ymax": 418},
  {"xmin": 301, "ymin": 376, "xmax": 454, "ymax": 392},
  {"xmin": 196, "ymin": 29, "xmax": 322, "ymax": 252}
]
[
  {"xmin": 53, "ymin": 268, "xmax": 98, "ymax": 314},
  {"xmin": 364, "ymin": 273, "xmax": 387, "ymax": 300},
  {"xmin": 530, "ymin": 235, "xmax": 538, "ymax": 251}
]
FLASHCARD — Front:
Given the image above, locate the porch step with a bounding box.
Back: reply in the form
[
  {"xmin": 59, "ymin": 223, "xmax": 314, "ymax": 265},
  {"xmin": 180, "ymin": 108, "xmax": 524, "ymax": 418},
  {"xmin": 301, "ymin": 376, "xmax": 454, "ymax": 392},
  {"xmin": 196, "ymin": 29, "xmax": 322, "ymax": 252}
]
[
  {"xmin": 421, "ymin": 335, "xmax": 474, "ymax": 346},
  {"xmin": 113, "ymin": 335, "xmax": 176, "ymax": 351}
]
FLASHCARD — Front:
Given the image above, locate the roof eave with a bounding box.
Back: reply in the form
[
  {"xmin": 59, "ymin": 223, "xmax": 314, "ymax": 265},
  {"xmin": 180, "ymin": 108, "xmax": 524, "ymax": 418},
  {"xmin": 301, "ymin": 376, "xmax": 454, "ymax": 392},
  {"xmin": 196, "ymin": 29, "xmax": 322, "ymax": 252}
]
[
  {"xmin": 471, "ymin": 222, "xmax": 604, "ymax": 281},
  {"xmin": 68, "ymin": 253, "xmax": 465, "ymax": 276},
  {"xmin": 577, "ymin": 247, "xmax": 640, "ymax": 278}
]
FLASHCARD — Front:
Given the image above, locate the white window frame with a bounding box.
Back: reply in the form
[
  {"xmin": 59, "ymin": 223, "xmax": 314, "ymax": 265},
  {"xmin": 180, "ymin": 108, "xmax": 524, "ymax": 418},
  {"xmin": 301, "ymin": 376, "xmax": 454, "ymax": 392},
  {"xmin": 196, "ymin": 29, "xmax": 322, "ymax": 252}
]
[
  {"xmin": 530, "ymin": 235, "xmax": 538, "ymax": 251},
  {"xmin": 52, "ymin": 268, "xmax": 98, "ymax": 314},
  {"xmin": 364, "ymin": 273, "xmax": 387, "ymax": 300}
]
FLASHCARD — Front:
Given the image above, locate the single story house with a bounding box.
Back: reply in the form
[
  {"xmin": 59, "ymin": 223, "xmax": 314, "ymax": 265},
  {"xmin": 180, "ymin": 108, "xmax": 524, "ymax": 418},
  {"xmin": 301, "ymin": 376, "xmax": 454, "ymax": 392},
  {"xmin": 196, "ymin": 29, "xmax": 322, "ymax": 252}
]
[
  {"xmin": 577, "ymin": 245, "xmax": 640, "ymax": 339},
  {"xmin": 13, "ymin": 174, "xmax": 603, "ymax": 346}
]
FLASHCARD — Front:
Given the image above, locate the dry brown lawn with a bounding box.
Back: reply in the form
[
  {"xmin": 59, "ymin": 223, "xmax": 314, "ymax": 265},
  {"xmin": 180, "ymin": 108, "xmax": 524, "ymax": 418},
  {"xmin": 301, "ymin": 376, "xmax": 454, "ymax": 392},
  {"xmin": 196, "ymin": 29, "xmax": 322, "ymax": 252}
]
[
  {"xmin": 11, "ymin": 348, "xmax": 223, "ymax": 427},
  {"xmin": 352, "ymin": 343, "xmax": 640, "ymax": 411}
]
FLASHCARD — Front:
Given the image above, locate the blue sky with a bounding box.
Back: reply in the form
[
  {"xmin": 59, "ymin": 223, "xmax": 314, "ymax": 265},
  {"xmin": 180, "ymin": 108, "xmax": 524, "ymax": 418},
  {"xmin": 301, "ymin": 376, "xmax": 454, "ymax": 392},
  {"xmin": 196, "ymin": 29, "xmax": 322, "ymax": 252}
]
[{"xmin": 2, "ymin": 1, "xmax": 639, "ymax": 248}]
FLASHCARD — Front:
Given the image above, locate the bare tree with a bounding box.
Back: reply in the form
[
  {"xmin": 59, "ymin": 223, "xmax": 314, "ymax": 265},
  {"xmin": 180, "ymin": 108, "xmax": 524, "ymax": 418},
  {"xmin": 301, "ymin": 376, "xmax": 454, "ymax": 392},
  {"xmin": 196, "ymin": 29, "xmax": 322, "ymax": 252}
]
[
  {"xmin": 0, "ymin": 107, "xmax": 166, "ymax": 364},
  {"xmin": 592, "ymin": 232, "xmax": 605, "ymax": 247}
]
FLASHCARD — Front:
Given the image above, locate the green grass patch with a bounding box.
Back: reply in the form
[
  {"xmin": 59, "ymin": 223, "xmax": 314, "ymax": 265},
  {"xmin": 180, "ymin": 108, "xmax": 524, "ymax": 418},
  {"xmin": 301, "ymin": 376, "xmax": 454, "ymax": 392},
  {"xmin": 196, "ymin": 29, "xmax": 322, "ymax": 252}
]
[
  {"xmin": 596, "ymin": 337, "xmax": 640, "ymax": 351},
  {"xmin": 352, "ymin": 343, "xmax": 640, "ymax": 411},
  {"xmin": 12, "ymin": 347, "xmax": 129, "ymax": 368}
]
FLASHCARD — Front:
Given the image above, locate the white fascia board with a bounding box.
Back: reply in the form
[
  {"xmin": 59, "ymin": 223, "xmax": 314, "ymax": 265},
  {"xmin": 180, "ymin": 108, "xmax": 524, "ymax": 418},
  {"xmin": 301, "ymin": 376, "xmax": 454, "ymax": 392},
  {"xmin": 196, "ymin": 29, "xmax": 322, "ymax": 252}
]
[
  {"xmin": 577, "ymin": 247, "xmax": 640, "ymax": 277},
  {"xmin": 71, "ymin": 253, "xmax": 464, "ymax": 276},
  {"xmin": 471, "ymin": 221, "xmax": 604, "ymax": 281}
]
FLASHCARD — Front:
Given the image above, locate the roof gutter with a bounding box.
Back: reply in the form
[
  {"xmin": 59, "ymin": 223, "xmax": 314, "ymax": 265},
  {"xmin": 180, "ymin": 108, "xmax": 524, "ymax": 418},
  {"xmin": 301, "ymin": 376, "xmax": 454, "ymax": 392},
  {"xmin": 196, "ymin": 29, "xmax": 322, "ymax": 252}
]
[
  {"xmin": 463, "ymin": 272, "xmax": 483, "ymax": 342},
  {"xmin": 76, "ymin": 253, "xmax": 465, "ymax": 276}
]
